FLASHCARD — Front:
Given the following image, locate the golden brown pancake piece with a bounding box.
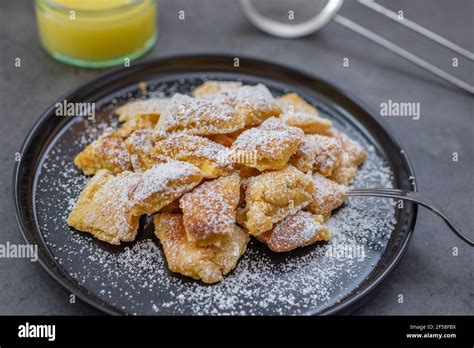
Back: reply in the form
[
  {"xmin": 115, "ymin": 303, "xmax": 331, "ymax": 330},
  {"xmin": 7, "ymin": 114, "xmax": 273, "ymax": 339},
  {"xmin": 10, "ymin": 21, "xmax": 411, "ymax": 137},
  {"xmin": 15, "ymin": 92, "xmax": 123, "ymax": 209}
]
[
  {"xmin": 277, "ymin": 92, "xmax": 318, "ymax": 115},
  {"xmin": 326, "ymin": 128, "xmax": 367, "ymax": 184},
  {"xmin": 306, "ymin": 173, "xmax": 347, "ymax": 219},
  {"xmin": 192, "ymin": 80, "xmax": 243, "ymax": 98},
  {"xmin": 257, "ymin": 210, "xmax": 331, "ymax": 252},
  {"xmin": 116, "ymin": 114, "xmax": 159, "ymax": 138},
  {"xmin": 180, "ymin": 174, "xmax": 240, "ymax": 246},
  {"xmin": 280, "ymin": 112, "xmax": 332, "ymax": 134},
  {"xmin": 238, "ymin": 166, "xmax": 315, "ymax": 236},
  {"xmin": 67, "ymin": 169, "xmax": 139, "ymax": 245},
  {"xmin": 115, "ymin": 98, "xmax": 168, "ymax": 122},
  {"xmin": 153, "ymin": 93, "xmax": 245, "ymax": 139},
  {"xmin": 202, "ymin": 84, "xmax": 282, "ymax": 127},
  {"xmin": 153, "ymin": 133, "xmax": 234, "ymax": 178},
  {"xmin": 129, "ymin": 161, "xmax": 203, "ymax": 216},
  {"xmin": 230, "ymin": 118, "xmax": 303, "ymax": 171},
  {"xmin": 125, "ymin": 128, "xmax": 165, "ymax": 172},
  {"xmin": 74, "ymin": 128, "xmax": 132, "ymax": 175},
  {"xmin": 67, "ymin": 161, "xmax": 203, "ymax": 245},
  {"xmin": 68, "ymin": 82, "xmax": 369, "ymax": 283}
]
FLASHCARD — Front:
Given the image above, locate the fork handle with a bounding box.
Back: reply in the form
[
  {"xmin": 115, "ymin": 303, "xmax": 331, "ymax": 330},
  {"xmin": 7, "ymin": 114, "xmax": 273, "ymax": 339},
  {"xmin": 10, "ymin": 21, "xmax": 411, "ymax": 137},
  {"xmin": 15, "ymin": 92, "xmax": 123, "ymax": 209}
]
[{"xmin": 347, "ymin": 189, "xmax": 474, "ymax": 247}]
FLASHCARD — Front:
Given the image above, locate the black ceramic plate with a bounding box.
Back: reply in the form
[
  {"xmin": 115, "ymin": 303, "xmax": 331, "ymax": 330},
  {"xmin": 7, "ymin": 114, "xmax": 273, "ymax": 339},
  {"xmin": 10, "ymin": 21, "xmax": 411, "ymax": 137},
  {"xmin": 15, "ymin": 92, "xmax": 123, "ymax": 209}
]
[{"xmin": 14, "ymin": 55, "xmax": 417, "ymax": 315}]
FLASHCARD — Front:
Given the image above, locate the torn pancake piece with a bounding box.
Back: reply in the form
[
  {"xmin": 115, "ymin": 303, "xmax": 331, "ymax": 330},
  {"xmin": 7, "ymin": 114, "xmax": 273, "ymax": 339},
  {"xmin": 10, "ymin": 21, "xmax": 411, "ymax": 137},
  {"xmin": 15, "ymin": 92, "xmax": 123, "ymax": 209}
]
[
  {"xmin": 289, "ymin": 134, "xmax": 342, "ymax": 176},
  {"xmin": 280, "ymin": 112, "xmax": 332, "ymax": 134},
  {"xmin": 230, "ymin": 118, "xmax": 303, "ymax": 171},
  {"xmin": 153, "ymin": 93, "xmax": 245, "ymax": 139},
  {"xmin": 203, "ymin": 84, "xmax": 282, "ymax": 127},
  {"xmin": 115, "ymin": 98, "xmax": 168, "ymax": 122},
  {"xmin": 312, "ymin": 134, "xmax": 343, "ymax": 177},
  {"xmin": 74, "ymin": 127, "xmax": 132, "ymax": 175},
  {"xmin": 238, "ymin": 166, "xmax": 315, "ymax": 236},
  {"xmin": 153, "ymin": 133, "xmax": 234, "ymax": 178},
  {"xmin": 129, "ymin": 160, "xmax": 203, "ymax": 216},
  {"xmin": 66, "ymin": 169, "xmax": 139, "ymax": 245},
  {"xmin": 192, "ymin": 80, "xmax": 243, "ymax": 98},
  {"xmin": 116, "ymin": 114, "xmax": 159, "ymax": 138},
  {"xmin": 258, "ymin": 116, "xmax": 304, "ymax": 136},
  {"xmin": 277, "ymin": 92, "xmax": 318, "ymax": 115},
  {"xmin": 276, "ymin": 91, "xmax": 331, "ymax": 135},
  {"xmin": 257, "ymin": 210, "xmax": 331, "ymax": 252},
  {"xmin": 180, "ymin": 174, "xmax": 240, "ymax": 246},
  {"xmin": 326, "ymin": 128, "xmax": 367, "ymax": 185},
  {"xmin": 306, "ymin": 173, "xmax": 347, "ymax": 219},
  {"xmin": 154, "ymin": 213, "xmax": 249, "ymax": 284},
  {"xmin": 125, "ymin": 128, "xmax": 165, "ymax": 172},
  {"xmin": 67, "ymin": 161, "xmax": 203, "ymax": 245}
]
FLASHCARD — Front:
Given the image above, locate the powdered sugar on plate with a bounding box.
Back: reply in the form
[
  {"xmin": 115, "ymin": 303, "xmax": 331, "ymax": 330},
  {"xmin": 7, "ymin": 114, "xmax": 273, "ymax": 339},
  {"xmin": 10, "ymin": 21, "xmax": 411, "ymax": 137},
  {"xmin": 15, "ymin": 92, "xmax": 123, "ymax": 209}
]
[{"xmin": 35, "ymin": 79, "xmax": 397, "ymax": 315}]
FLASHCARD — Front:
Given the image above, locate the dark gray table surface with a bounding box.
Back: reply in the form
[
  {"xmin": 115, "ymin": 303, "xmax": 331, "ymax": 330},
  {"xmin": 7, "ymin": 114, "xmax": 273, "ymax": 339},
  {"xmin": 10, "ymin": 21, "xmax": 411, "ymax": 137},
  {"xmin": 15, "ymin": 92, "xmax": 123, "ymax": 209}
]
[{"xmin": 0, "ymin": 0, "xmax": 472, "ymax": 315}]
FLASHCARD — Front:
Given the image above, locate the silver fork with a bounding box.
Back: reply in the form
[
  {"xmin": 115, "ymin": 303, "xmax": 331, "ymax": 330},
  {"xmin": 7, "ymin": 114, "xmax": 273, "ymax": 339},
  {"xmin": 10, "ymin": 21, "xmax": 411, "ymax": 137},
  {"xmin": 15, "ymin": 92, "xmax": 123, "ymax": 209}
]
[{"xmin": 346, "ymin": 188, "xmax": 474, "ymax": 247}]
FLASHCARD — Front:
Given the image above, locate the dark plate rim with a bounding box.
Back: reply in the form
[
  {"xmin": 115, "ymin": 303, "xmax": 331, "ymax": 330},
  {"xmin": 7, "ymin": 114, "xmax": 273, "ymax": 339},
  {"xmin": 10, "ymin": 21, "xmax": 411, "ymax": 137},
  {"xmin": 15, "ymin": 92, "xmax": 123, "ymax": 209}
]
[{"xmin": 13, "ymin": 54, "xmax": 418, "ymax": 316}]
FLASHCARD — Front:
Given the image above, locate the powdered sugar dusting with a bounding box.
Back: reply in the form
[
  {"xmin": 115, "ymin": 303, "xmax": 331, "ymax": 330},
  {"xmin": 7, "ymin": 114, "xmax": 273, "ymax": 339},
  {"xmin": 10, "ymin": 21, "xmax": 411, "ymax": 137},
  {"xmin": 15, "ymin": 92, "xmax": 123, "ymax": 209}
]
[{"xmin": 34, "ymin": 78, "xmax": 398, "ymax": 315}]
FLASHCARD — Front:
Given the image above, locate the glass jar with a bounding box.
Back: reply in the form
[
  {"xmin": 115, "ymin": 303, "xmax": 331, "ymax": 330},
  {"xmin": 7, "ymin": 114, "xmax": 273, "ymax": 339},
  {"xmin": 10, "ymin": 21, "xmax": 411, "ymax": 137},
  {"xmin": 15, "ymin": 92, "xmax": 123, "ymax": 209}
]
[{"xmin": 35, "ymin": 0, "xmax": 158, "ymax": 68}]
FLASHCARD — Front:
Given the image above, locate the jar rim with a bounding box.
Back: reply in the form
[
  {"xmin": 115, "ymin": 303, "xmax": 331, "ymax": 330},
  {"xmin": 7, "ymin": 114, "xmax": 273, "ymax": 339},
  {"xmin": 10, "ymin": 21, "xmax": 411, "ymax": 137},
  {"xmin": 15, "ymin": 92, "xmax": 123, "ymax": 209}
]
[{"xmin": 36, "ymin": 0, "xmax": 153, "ymax": 15}]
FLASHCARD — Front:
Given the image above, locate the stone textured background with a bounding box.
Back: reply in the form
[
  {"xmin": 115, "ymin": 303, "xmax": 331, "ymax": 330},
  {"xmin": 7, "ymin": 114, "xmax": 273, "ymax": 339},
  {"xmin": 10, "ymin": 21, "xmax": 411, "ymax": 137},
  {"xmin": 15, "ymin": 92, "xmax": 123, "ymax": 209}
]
[{"xmin": 0, "ymin": 0, "xmax": 472, "ymax": 314}]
